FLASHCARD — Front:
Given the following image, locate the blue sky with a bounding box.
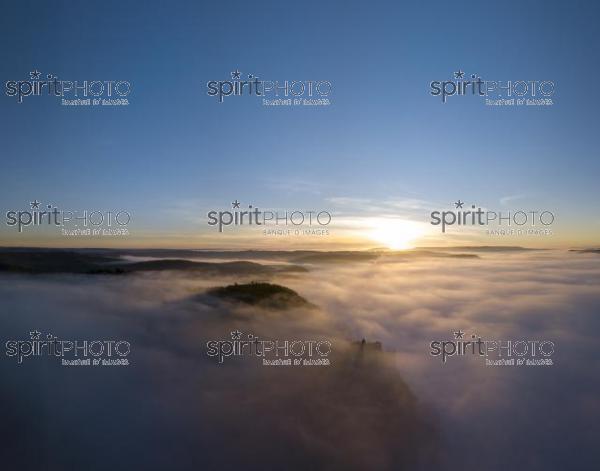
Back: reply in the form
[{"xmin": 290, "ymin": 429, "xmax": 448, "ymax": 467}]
[{"xmin": 1, "ymin": 0, "xmax": 599, "ymax": 248}]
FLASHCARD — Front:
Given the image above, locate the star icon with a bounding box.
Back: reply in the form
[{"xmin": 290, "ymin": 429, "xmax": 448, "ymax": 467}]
[
  {"xmin": 30, "ymin": 199, "xmax": 41, "ymax": 209},
  {"xmin": 30, "ymin": 70, "xmax": 41, "ymax": 80},
  {"xmin": 454, "ymin": 200, "xmax": 464, "ymax": 209},
  {"xmin": 454, "ymin": 330, "xmax": 465, "ymax": 339},
  {"xmin": 231, "ymin": 200, "xmax": 241, "ymax": 209},
  {"xmin": 230, "ymin": 330, "xmax": 242, "ymax": 340},
  {"xmin": 231, "ymin": 69, "xmax": 241, "ymax": 79},
  {"xmin": 454, "ymin": 70, "xmax": 465, "ymax": 79},
  {"xmin": 30, "ymin": 330, "xmax": 41, "ymax": 340}
]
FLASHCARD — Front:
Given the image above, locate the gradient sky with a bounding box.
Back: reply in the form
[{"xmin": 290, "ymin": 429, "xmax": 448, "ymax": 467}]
[{"xmin": 1, "ymin": 0, "xmax": 599, "ymax": 248}]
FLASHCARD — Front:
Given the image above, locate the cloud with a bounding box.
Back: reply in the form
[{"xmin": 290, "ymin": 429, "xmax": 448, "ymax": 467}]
[
  {"xmin": 327, "ymin": 196, "xmax": 435, "ymax": 217},
  {"xmin": 499, "ymin": 194, "xmax": 528, "ymax": 206}
]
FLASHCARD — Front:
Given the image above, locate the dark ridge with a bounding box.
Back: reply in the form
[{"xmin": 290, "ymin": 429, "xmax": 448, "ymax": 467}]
[
  {"xmin": 413, "ymin": 245, "xmax": 540, "ymax": 252},
  {"xmin": 290, "ymin": 252, "xmax": 380, "ymax": 263},
  {"xmin": 0, "ymin": 251, "xmax": 120, "ymax": 274},
  {"xmin": 0, "ymin": 250, "xmax": 306, "ymax": 275},
  {"xmin": 121, "ymin": 259, "xmax": 303, "ymax": 275},
  {"xmin": 0, "ymin": 246, "xmax": 501, "ymax": 265},
  {"xmin": 569, "ymin": 248, "xmax": 600, "ymax": 254},
  {"xmin": 386, "ymin": 250, "xmax": 479, "ymax": 259}
]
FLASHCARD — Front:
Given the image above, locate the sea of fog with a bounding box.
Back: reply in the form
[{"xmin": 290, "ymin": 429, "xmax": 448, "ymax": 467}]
[{"xmin": 1, "ymin": 250, "xmax": 598, "ymax": 470}]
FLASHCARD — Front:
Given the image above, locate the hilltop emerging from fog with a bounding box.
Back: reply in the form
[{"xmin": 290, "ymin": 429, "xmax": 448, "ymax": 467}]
[{"xmin": 207, "ymin": 282, "xmax": 312, "ymax": 309}]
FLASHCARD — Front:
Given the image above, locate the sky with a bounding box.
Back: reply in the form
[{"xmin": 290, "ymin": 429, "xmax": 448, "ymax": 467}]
[{"xmin": 1, "ymin": 0, "xmax": 599, "ymax": 249}]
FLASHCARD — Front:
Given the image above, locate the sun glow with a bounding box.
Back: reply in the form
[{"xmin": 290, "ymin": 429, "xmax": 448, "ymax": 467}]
[{"xmin": 368, "ymin": 218, "xmax": 425, "ymax": 250}]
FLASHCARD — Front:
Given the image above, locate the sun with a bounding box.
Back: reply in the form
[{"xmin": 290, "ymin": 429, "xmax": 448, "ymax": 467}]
[{"xmin": 367, "ymin": 218, "xmax": 424, "ymax": 250}]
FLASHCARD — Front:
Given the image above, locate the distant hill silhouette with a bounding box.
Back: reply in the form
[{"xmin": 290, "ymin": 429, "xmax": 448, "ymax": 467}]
[
  {"xmin": 570, "ymin": 248, "xmax": 600, "ymax": 254},
  {"xmin": 0, "ymin": 251, "xmax": 120, "ymax": 274},
  {"xmin": 0, "ymin": 250, "xmax": 306, "ymax": 276}
]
